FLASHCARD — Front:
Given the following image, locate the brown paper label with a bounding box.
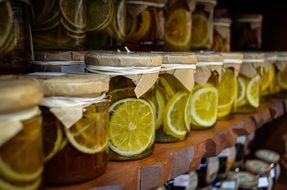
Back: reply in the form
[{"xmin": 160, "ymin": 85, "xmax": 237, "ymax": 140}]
[
  {"xmin": 275, "ymin": 61, "xmax": 287, "ymax": 72},
  {"xmin": 240, "ymin": 63, "xmax": 257, "ymax": 79},
  {"xmin": 50, "ymin": 106, "xmax": 83, "ymax": 129},
  {"xmin": 215, "ymin": 25, "xmax": 229, "ymax": 39},
  {"xmin": 174, "ymin": 69, "xmax": 195, "ymax": 91},
  {"xmin": 194, "ymin": 67, "xmax": 211, "ymax": 85},
  {"xmin": 0, "ymin": 120, "xmax": 23, "ymax": 147}
]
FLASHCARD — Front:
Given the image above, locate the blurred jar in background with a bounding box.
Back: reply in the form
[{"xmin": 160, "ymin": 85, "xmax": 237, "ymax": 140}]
[
  {"xmin": 125, "ymin": 0, "xmax": 167, "ymax": 51},
  {"xmin": 86, "ymin": 0, "xmax": 126, "ymax": 50},
  {"xmin": 0, "ymin": 0, "xmax": 33, "ymax": 74},
  {"xmin": 211, "ymin": 18, "xmax": 231, "ymax": 52}
]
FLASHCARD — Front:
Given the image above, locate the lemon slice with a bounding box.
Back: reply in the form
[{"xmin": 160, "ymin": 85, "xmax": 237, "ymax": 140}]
[
  {"xmin": 165, "ymin": 8, "xmax": 191, "ymax": 49},
  {"xmin": 237, "ymin": 77, "xmax": 247, "ymax": 107},
  {"xmin": 277, "ymin": 68, "xmax": 287, "ymax": 89},
  {"xmin": 0, "ymin": 0, "xmax": 13, "ymax": 49},
  {"xmin": 0, "ymin": 177, "xmax": 41, "ymax": 190},
  {"xmin": 190, "ymin": 85, "xmax": 218, "ymax": 127},
  {"xmin": 155, "ymin": 86, "xmax": 166, "ymax": 129},
  {"xmin": 191, "ymin": 13, "xmax": 209, "ymax": 48},
  {"xmin": 64, "ymin": 105, "xmax": 109, "ymax": 154},
  {"xmin": 109, "ymin": 98, "xmax": 155, "ymax": 156},
  {"xmin": 163, "ymin": 92, "xmax": 188, "ymax": 139},
  {"xmin": 246, "ymin": 75, "xmax": 261, "ymax": 108},
  {"xmin": 159, "ymin": 77, "xmax": 176, "ymax": 98},
  {"xmin": 184, "ymin": 93, "xmax": 192, "ymax": 131},
  {"xmin": 218, "ymin": 69, "xmax": 237, "ymax": 118},
  {"xmin": 59, "ymin": 0, "xmax": 85, "ymax": 29},
  {"xmin": 0, "ymin": 119, "xmax": 43, "ymax": 183},
  {"xmin": 261, "ymin": 66, "xmax": 274, "ymax": 92}
]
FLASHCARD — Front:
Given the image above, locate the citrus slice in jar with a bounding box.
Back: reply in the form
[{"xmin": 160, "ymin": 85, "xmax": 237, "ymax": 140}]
[
  {"xmin": 246, "ymin": 75, "xmax": 261, "ymax": 108},
  {"xmin": 0, "ymin": 0, "xmax": 13, "ymax": 50},
  {"xmin": 159, "ymin": 77, "xmax": 176, "ymax": 98},
  {"xmin": 190, "ymin": 84, "xmax": 218, "ymax": 127},
  {"xmin": 155, "ymin": 86, "xmax": 167, "ymax": 129},
  {"xmin": 109, "ymin": 98, "xmax": 155, "ymax": 156},
  {"xmin": 261, "ymin": 66, "xmax": 274, "ymax": 92},
  {"xmin": 218, "ymin": 69, "xmax": 237, "ymax": 118},
  {"xmin": 86, "ymin": 0, "xmax": 114, "ymax": 31},
  {"xmin": 163, "ymin": 92, "xmax": 188, "ymax": 139},
  {"xmin": 191, "ymin": 13, "xmax": 209, "ymax": 48},
  {"xmin": 184, "ymin": 93, "xmax": 192, "ymax": 131},
  {"xmin": 277, "ymin": 67, "xmax": 287, "ymax": 89},
  {"xmin": 237, "ymin": 76, "xmax": 247, "ymax": 107},
  {"xmin": 0, "ymin": 118, "xmax": 43, "ymax": 183},
  {"xmin": 165, "ymin": 8, "xmax": 192, "ymax": 48},
  {"xmin": 0, "ymin": 177, "xmax": 41, "ymax": 190},
  {"xmin": 64, "ymin": 105, "xmax": 109, "ymax": 154}
]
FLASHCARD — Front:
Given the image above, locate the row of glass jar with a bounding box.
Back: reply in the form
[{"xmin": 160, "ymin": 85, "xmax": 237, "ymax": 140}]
[{"xmin": 1, "ymin": 51, "xmax": 287, "ymax": 188}]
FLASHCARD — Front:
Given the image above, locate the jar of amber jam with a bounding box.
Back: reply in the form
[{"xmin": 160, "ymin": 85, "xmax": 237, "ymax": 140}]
[
  {"xmin": 0, "ymin": 77, "xmax": 44, "ymax": 189},
  {"xmin": 237, "ymin": 53, "xmax": 263, "ymax": 113},
  {"xmin": 218, "ymin": 53, "xmax": 243, "ymax": 119},
  {"xmin": 32, "ymin": 0, "xmax": 86, "ymax": 50},
  {"xmin": 191, "ymin": 52, "xmax": 223, "ymax": 130},
  {"xmin": 164, "ymin": 0, "xmax": 195, "ymax": 51},
  {"xmin": 126, "ymin": 0, "xmax": 167, "ymax": 51},
  {"xmin": 29, "ymin": 73, "xmax": 110, "ymax": 185},
  {"xmin": 190, "ymin": 0, "xmax": 217, "ymax": 50},
  {"xmin": 275, "ymin": 52, "xmax": 287, "ymax": 98},
  {"xmin": 85, "ymin": 52, "xmax": 162, "ymax": 160},
  {"xmin": 155, "ymin": 52, "xmax": 197, "ymax": 143},
  {"xmin": 0, "ymin": 0, "xmax": 33, "ymax": 74},
  {"xmin": 32, "ymin": 51, "xmax": 86, "ymax": 73},
  {"xmin": 86, "ymin": 0, "xmax": 126, "ymax": 50}
]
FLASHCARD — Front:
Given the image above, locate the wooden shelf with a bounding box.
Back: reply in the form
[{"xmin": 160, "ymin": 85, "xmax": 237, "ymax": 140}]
[{"xmin": 46, "ymin": 100, "xmax": 286, "ymax": 190}]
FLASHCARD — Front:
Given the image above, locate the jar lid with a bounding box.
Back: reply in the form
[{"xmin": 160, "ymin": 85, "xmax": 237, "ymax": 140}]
[
  {"xmin": 255, "ymin": 149, "xmax": 280, "ymax": 164},
  {"xmin": 243, "ymin": 52, "xmax": 265, "ymax": 63},
  {"xmin": 228, "ymin": 171, "xmax": 258, "ymax": 188},
  {"xmin": 276, "ymin": 52, "xmax": 287, "ymax": 61},
  {"xmin": 196, "ymin": 0, "xmax": 217, "ymax": 5},
  {"xmin": 265, "ymin": 52, "xmax": 278, "ymax": 61},
  {"xmin": 221, "ymin": 53, "xmax": 243, "ymax": 64},
  {"xmin": 236, "ymin": 14, "xmax": 263, "ymax": 22},
  {"xmin": 28, "ymin": 73, "xmax": 109, "ymax": 97},
  {"xmin": 127, "ymin": 0, "xmax": 167, "ymax": 7},
  {"xmin": 34, "ymin": 51, "xmax": 86, "ymax": 61},
  {"xmin": 245, "ymin": 159, "xmax": 272, "ymax": 175},
  {"xmin": 161, "ymin": 52, "xmax": 197, "ymax": 65},
  {"xmin": 85, "ymin": 51, "xmax": 162, "ymax": 67},
  {"xmin": 214, "ymin": 18, "xmax": 232, "ymax": 27},
  {"xmin": 196, "ymin": 52, "xmax": 224, "ymax": 66},
  {"xmin": 0, "ymin": 77, "xmax": 43, "ymax": 114}
]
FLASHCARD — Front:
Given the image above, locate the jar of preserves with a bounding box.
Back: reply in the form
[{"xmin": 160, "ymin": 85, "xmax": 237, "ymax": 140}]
[
  {"xmin": 0, "ymin": 0, "xmax": 33, "ymax": 74},
  {"xmin": 32, "ymin": 51, "xmax": 86, "ymax": 73},
  {"xmin": 164, "ymin": 0, "xmax": 195, "ymax": 51},
  {"xmin": 190, "ymin": 0, "xmax": 217, "ymax": 50},
  {"xmin": 29, "ymin": 73, "xmax": 110, "ymax": 185},
  {"xmin": 125, "ymin": 0, "xmax": 167, "ymax": 51},
  {"xmin": 261, "ymin": 53, "xmax": 277, "ymax": 99},
  {"xmin": 232, "ymin": 14, "xmax": 263, "ymax": 51},
  {"xmin": 218, "ymin": 53, "xmax": 243, "ymax": 119},
  {"xmin": 85, "ymin": 52, "xmax": 162, "ymax": 160},
  {"xmin": 255, "ymin": 149, "xmax": 281, "ymax": 182},
  {"xmin": 217, "ymin": 146, "xmax": 236, "ymax": 179},
  {"xmin": 228, "ymin": 171, "xmax": 259, "ymax": 190},
  {"xmin": 155, "ymin": 53, "xmax": 197, "ymax": 143},
  {"xmin": 211, "ymin": 18, "xmax": 231, "ymax": 52},
  {"xmin": 275, "ymin": 52, "xmax": 287, "ymax": 98},
  {"xmin": 0, "ymin": 78, "xmax": 44, "ymax": 189},
  {"xmin": 32, "ymin": 0, "xmax": 86, "ymax": 50},
  {"xmin": 196, "ymin": 157, "xmax": 220, "ymax": 189},
  {"xmin": 237, "ymin": 53, "xmax": 263, "ymax": 113},
  {"xmin": 191, "ymin": 52, "xmax": 223, "ymax": 130},
  {"xmin": 86, "ymin": 0, "xmax": 126, "ymax": 50}
]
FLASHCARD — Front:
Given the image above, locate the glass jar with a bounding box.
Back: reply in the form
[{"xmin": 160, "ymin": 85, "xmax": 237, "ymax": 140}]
[
  {"xmin": 0, "ymin": 78, "xmax": 44, "ymax": 190},
  {"xmin": 275, "ymin": 52, "xmax": 287, "ymax": 98},
  {"xmin": 32, "ymin": 0, "xmax": 86, "ymax": 50},
  {"xmin": 237, "ymin": 53, "xmax": 263, "ymax": 113},
  {"xmin": 165, "ymin": 171, "xmax": 198, "ymax": 190},
  {"xmin": 217, "ymin": 146, "xmax": 236, "ymax": 179},
  {"xmin": 228, "ymin": 171, "xmax": 259, "ymax": 190},
  {"xmin": 32, "ymin": 51, "xmax": 86, "ymax": 73},
  {"xmin": 211, "ymin": 18, "xmax": 231, "ymax": 52},
  {"xmin": 232, "ymin": 14, "xmax": 263, "ymax": 51},
  {"xmin": 164, "ymin": 0, "xmax": 195, "ymax": 51},
  {"xmin": 29, "ymin": 73, "xmax": 110, "ymax": 185},
  {"xmin": 261, "ymin": 53, "xmax": 277, "ymax": 99},
  {"xmin": 125, "ymin": 0, "xmax": 167, "ymax": 51},
  {"xmin": 218, "ymin": 53, "xmax": 243, "ymax": 119},
  {"xmin": 191, "ymin": 52, "xmax": 223, "ymax": 130},
  {"xmin": 196, "ymin": 157, "xmax": 220, "ymax": 189},
  {"xmin": 190, "ymin": 0, "xmax": 217, "ymax": 50},
  {"xmin": 0, "ymin": 0, "xmax": 33, "ymax": 74},
  {"xmin": 155, "ymin": 53, "xmax": 197, "ymax": 143},
  {"xmin": 86, "ymin": 0, "xmax": 126, "ymax": 50},
  {"xmin": 85, "ymin": 52, "xmax": 162, "ymax": 160},
  {"xmin": 255, "ymin": 149, "xmax": 281, "ymax": 182},
  {"xmin": 233, "ymin": 135, "xmax": 248, "ymax": 170}
]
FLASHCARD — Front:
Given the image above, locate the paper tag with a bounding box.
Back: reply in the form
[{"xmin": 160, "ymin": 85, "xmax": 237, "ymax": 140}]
[
  {"xmin": 219, "ymin": 148, "xmax": 230, "ymax": 157},
  {"xmin": 240, "ymin": 63, "xmax": 257, "ymax": 79},
  {"xmin": 275, "ymin": 61, "xmax": 287, "ymax": 72},
  {"xmin": 258, "ymin": 177, "xmax": 269, "ymax": 188},
  {"xmin": 207, "ymin": 157, "xmax": 219, "ymax": 182},
  {"xmin": 236, "ymin": 136, "xmax": 247, "ymax": 144},
  {"xmin": 0, "ymin": 120, "xmax": 23, "ymax": 147},
  {"xmin": 174, "ymin": 175, "xmax": 189, "ymax": 187},
  {"xmin": 194, "ymin": 66, "xmax": 211, "ymax": 85},
  {"xmin": 221, "ymin": 181, "xmax": 237, "ymax": 189},
  {"xmin": 174, "ymin": 69, "xmax": 195, "ymax": 91},
  {"xmin": 50, "ymin": 106, "xmax": 83, "ymax": 129},
  {"xmin": 215, "ymin": 25, "xmax": 229, "ymax": 39}
]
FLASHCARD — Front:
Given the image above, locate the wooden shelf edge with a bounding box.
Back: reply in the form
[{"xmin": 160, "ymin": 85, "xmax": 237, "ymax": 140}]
[{"xmin": 46, "ymin": 100, "xmax": 286, "ymax": 190}]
